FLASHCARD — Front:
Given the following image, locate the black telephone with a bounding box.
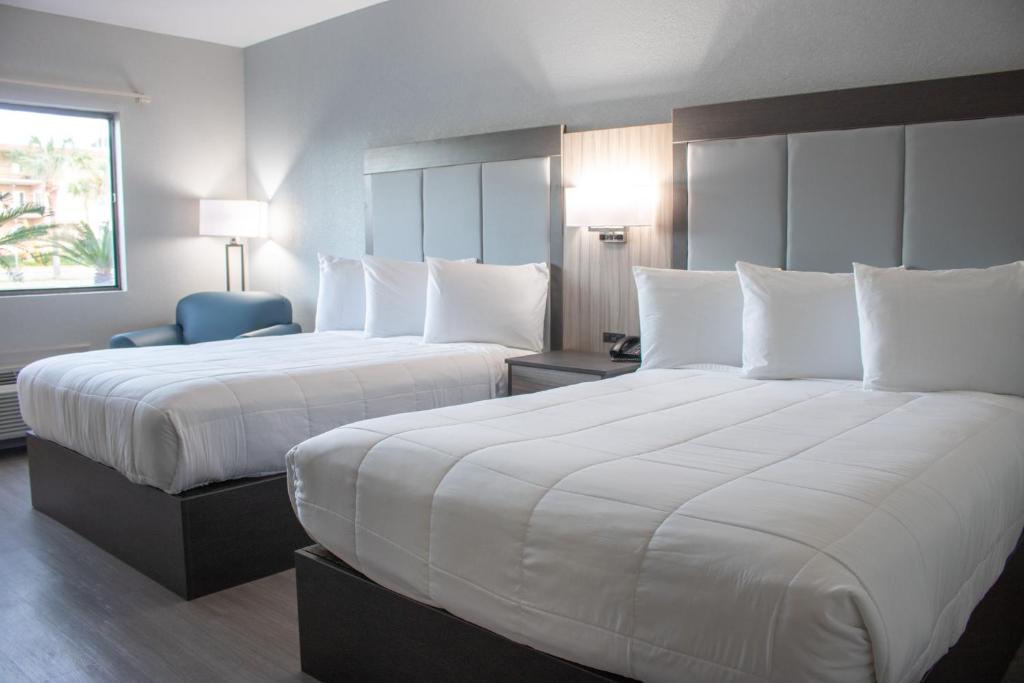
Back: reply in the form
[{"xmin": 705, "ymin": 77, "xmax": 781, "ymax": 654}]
[{"xmin": 609, "ymin": 336, "xmax": 641, "ymax": 362}]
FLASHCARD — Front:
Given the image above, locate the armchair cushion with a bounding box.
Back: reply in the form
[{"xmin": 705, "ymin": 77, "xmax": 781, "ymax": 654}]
[
  {"xmin": 177, "ymin": 291, "xmax": 294, "ymax": 345},
  {"xmin": 109, "ymin": 324, "xmax": 184, "ymax": 349},
  {"xmin": 235, "ymin": 323, "xmax": 302, "ymax": 339}
]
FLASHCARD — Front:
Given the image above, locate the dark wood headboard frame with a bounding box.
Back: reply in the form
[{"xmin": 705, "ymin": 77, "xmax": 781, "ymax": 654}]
[
  {"xmin": 363, "ymin": 125, "xmax": 565, "ymax": 349},
  {"xmin": 670, "ymin": 69, "xmax": 1024, "ymax": 268}
]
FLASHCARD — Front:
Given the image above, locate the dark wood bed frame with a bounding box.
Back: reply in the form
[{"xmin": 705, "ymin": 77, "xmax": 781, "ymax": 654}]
[
  {"xmin": 28, "ymin": 434, "xmax": 311, "ymax": 599},
  {"xmin": 292, "ymin": 68, "xmax": 1024, "ymax": 682},
  {"xmin": 294, "ymin": 545, "xmax": 635, "ymax": 683},
  {"xmin": 295, "ymin": 537, "xmax": 1024, "ymax": 683}
]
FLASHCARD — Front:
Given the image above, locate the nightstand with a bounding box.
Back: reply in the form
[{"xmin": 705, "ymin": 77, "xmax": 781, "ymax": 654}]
[{"xmin": 506, "ymin": 351, "xmax": 640, "ymax": 396}]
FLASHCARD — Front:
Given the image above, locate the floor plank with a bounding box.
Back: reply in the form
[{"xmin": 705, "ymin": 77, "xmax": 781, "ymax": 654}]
[{"xmin": 0, "ymin": 450, "xmax": 311, "ymax": 683}]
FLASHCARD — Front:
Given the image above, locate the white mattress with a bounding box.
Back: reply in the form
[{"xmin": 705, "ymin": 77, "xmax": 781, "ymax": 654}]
[
  {"xmin": 18, "ymin": 332, "xmax": 528, "ymax": 493},
  {"xmin": 286, "ymin": 369, "xmax": 1024, "ymax": 683}
]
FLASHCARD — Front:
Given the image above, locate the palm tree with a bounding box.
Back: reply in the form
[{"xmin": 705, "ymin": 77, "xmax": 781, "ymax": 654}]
[
  {"xmin": 0, "ymin": 192, "xmax": 49, "ymax": 247},
  {"xmin": 0, "ymin": 192, "xmax": 52, "ymax": 278},
  {"xmin": 68, "ymin": 162, "xmax": 106, "ymax": 225},
  {"xmin": 50, "ymin": 221, "xmax": 115, "ymax": 285},
  {"xmin": 3, "ymin": 136, "xmax": 91, "ymax": 218}
]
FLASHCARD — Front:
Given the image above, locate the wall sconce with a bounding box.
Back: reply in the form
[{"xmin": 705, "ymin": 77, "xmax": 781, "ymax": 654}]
[
  {"xmin": 199, "ymin": 199, "xmax": 267, "ymax": 291},
  {"xmin": 564, "ymin": 185, "xmax": 656, "ymax": 244}
]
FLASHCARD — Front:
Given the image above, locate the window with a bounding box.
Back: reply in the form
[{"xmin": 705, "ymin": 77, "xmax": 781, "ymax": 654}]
[{"xmin": 0, "ymin": 104, "xmax": 119, "ymax": 294}]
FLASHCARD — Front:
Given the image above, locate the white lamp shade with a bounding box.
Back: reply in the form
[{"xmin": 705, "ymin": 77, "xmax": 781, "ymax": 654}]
[
  {"xmin": 199, "ymin": 199, "xmax": 267, "ymax": 238},
  {"xmin": 564, "ymin": 185, "xmax": 656, "ymax": 227}
]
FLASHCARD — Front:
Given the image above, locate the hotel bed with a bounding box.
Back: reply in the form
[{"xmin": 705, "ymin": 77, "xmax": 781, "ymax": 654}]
[
  {"xmin": 288, "ymin": 369, "xmax": 1024, "ymax": 683},
  {"xmin": 286, "ymin": 70, "xmax": 1024, "ymax": 682},
  {"xmin": 19, "ymin": 331, "xmax": 527, "ymax": 493},
  {"xmin": 19, "ymin": 331, "xmax": 533, "ymax": 599},
  {"xmin": 21, "ymin": 123, "xmax": 565, "ymax": 598}
]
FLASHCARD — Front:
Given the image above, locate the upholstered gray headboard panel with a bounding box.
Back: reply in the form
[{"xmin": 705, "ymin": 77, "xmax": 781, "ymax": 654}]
[
  {"xmin": 672, "ymin": 70, "xmax": 1024, "ymax": 272},
  {"xmin": 364, "ymin": 125, "xmax": 564, "ymax": 347}
]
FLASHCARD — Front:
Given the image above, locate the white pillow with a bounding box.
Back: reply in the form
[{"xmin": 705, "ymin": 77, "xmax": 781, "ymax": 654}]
[
  {"xmin": 633, "ymin": 266, "xmax": 743, "ymax": 369},
  {"xmin": 854, "ymin": 261, "xmax": 1024, "ymax": 396},
  {"xmin": 314, "ymin": 254, "xmax": 365, "ymax": 332},
  {"xmin": 362, "ymin": 255, "xmax": 476, "ymax": 337},
  {"xmin": 423, "ymin": 259, "xmax": 549, "ymax": 351},
  {"xmin": 736, "ymin": 261, "xmax": 862, "ymax": 380}
]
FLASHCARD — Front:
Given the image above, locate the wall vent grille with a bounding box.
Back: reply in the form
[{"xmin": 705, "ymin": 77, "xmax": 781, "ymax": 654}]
[
  {"xmin": 0, "ymin": 367, "xmax": 26, "ymax": 441},
  {"xmin": 0, "ymin": 385, "xmax": 27, "ymax": 441}
]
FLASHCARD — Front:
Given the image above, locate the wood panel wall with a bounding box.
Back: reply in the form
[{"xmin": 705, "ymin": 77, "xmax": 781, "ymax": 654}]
[{"xmin": 561, "ymin": 123, "xmax": 673, "ymax": 352}]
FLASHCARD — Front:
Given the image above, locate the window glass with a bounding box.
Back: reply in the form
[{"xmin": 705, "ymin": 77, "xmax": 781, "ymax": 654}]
[{"xmin": 0, "ymin": 105, "xmax": 119, "ymax": 294}]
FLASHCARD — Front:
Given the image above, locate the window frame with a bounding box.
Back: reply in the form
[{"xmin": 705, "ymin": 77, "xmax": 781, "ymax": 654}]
[{"xmin": 0, "ymin": 102, "xmax": 122, "ymax": 297}]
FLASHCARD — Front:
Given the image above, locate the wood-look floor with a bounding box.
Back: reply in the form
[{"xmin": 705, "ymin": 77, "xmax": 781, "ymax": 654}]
[{"xmin": 0, "ymin": 448, "xmax": 311, "ymax": 682}]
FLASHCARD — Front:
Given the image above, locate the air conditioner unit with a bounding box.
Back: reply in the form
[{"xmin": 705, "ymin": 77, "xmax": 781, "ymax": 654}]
[{"xmin": 0, "ymin": 368, "xmax": 27, "ymax": 442}]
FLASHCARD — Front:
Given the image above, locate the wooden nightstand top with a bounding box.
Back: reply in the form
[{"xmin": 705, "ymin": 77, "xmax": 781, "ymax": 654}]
[{"xmin": 506, "ymin": 350, "xmax": 640, "ymax": 378}]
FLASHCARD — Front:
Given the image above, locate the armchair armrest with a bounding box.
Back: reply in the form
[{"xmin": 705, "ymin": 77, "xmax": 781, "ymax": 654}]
[
  {"xmin": 235, "ymin": 323, "xmax": 302, "ymax": 339},
  {"xmin": 109, "ymin": 324, "xmax": 184, "ymax": 349}
]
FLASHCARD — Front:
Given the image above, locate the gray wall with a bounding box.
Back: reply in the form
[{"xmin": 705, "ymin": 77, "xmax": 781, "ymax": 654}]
[
  {"xmin": 0, "ymin": 5, "xmax": 246, "ymax": 362},
  {"xmin": 2, "ymin": 0, "xmax": 1023, "ymax": 358},
  {"xmin": 244, "ymin": 0, "xmax": 1024, "ymax": 329}
]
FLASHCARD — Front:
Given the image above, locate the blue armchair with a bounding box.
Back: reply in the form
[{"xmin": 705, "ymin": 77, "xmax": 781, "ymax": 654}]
[{"xmin": 109, "ymin": 291, "xmax": 302, "ymax": 348}]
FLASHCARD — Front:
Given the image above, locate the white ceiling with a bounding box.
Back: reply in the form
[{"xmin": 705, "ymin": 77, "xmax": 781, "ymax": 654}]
[{"xmin": 1, "ymin": 0, "xmax": 389, "ymax": 47}]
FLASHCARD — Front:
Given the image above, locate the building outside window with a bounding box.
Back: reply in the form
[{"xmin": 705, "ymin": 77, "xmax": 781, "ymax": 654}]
[{"xmin": 0, "ymin": 104, "xmax": 120, "ymax": 294}]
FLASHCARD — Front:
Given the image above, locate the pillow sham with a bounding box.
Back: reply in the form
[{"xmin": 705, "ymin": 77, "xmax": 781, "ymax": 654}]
[
  {"xmin": 854, "ymin": 261, "xmax": 1024, "ymax": 396},
  {"xmin": 736, "ymin": 261, "xmax": 862, "ymax": 380},
  {"xmin": 362, "ymin": 255, "xmax": 476, "ymax": 337},
  {"xmin": 314, "ymin": 254, "xmax": 365, "ymax": 332},
  {"xmin": 423, "ymin": 259, "xmax": 549, "ymax": 351},
  {"xmin": 633, "ymin": 266, "xmax": 743, "ymax": 369}
]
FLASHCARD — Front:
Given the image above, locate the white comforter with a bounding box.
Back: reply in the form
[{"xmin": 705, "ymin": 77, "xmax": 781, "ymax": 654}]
[
  {"xmin": 19, "ymin": 332, "xmax": 526, "ymax": 493},
  {"xmin": 286, "ymin": 369, "xmax": 1024, "ymax": 683}
]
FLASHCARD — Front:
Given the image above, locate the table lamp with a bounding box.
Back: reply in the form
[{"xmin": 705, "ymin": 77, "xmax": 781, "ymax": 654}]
[{"xmin": 198, "ymin": 199, "xmax": 266, "ymax": 291}]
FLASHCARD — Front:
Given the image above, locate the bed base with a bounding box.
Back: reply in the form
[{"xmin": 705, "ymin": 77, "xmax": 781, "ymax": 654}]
[
  {"xmin": 294, "ymin": 545, "xmax": 636, "ymax": 682},
  {"xmin": 295, "ymin": 539, "xmax": 1024, "ymax": 683},
  {"xmin": 27, "ymin": 434, "xmax": 311, "ymax": 600}
]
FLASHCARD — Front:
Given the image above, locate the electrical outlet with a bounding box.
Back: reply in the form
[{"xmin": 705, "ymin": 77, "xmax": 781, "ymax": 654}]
[{"xmin": 603, "ymin": 332, "xmax": 626, "ymax": 344}]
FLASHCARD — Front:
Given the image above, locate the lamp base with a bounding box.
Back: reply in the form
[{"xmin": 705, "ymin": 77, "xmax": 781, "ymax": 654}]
[{"xmin": 225, "ymin": 240, "xmax": 246, "ymax": 291}]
